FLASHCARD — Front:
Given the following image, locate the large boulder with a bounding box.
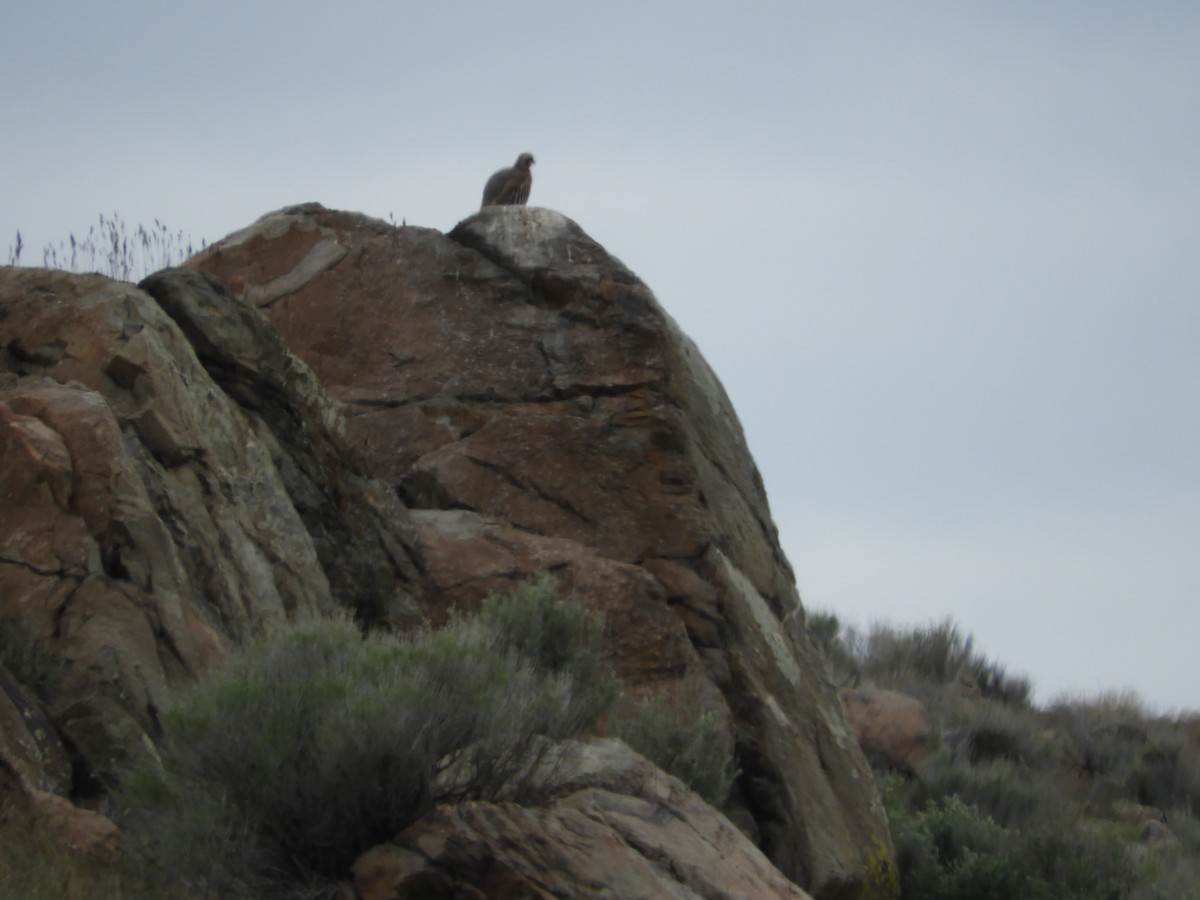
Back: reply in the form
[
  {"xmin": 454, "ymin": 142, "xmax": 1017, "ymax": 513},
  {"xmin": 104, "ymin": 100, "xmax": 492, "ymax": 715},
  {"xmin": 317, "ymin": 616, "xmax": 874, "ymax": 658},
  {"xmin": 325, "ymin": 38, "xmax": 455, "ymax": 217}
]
[
  {"xmin": 839, "ymin": 687, "xmax": 934, "ymax": 772},
  {"xmin": 351, "ymin": 737, "xmax": 814, "ymax": 900},
  {"xmin": 189, "ymin": 203, "xmax": 892, "ymax": 895}
]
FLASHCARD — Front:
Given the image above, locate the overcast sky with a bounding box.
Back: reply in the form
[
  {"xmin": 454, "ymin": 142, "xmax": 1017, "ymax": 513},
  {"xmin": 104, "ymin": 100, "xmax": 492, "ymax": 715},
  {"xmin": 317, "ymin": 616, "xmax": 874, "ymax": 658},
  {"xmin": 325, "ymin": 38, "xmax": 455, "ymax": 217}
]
[{"xmin": 3, "ymin": 2, "xmax": 1197, "ymax": 712}]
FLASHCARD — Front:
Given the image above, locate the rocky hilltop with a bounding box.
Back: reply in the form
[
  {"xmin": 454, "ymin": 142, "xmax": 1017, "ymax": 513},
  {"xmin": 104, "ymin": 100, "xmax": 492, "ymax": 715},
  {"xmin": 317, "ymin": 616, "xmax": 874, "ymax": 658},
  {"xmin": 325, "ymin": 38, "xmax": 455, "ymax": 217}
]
[{"xmin": 1, "ymin": 203, "xmax": 889, "ymax": 897}]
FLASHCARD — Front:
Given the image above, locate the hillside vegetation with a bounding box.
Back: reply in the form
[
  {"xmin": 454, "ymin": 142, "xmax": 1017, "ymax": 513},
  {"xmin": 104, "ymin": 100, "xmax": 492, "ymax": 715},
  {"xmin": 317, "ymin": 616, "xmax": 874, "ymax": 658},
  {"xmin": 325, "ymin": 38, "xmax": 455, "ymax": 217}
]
[
  {"xmin": 810, "ymin": 613, "xmax": 1200, "ymax": 899},
  {"xmin": 1, "ymin": 576, "xmax": 740, "ymax": 899}
]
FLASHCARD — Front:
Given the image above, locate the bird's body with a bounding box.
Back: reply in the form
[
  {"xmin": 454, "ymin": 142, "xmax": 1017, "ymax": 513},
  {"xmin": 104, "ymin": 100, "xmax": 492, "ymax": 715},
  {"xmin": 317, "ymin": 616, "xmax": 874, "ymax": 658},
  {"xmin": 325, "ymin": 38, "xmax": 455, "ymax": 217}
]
[{"xmin": 481, "ymin": 152, "xmax": 535, "ymax": 208}]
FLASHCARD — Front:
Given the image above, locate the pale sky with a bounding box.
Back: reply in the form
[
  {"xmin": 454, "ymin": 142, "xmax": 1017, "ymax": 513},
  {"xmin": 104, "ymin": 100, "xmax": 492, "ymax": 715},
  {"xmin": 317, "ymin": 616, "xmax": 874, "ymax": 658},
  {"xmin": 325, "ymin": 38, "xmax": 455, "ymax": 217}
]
[{"xmin": 3, "ymin": 3, "xmax": 1197, "ymax": 712}]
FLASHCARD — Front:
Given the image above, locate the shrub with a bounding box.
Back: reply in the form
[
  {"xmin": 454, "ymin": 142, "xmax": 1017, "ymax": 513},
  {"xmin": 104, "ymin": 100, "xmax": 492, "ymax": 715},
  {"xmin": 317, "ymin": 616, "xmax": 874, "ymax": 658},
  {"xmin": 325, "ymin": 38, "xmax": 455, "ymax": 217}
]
[
  {"xmin": 608, "ymin": 695, "xmax": 739, "ymax": 806},
  {"xmin": 1127, "ymin": 733, "xmax": 1200, "ymax": 813},
  {"xmin": 829, "ymin": 626, "xmax": 1200, "ymax": 900},
  {"xmin": 889, "ymin": 790, "xmax": 1016, "ymax": 899},
  {"xmin": 808, "ymin": 609, "xmax": 861, "ymax": 687},
  {"xmin": 857, "ymin": 620, "xmax": 1032, "ymax": 708},
  {"xmin": 1134, "ymin": 810, "xmax": 1200, "ymax": 899},
  {"xmin": 807, "ymin": 609, "xmax": 842, "ymax": 649},
  {"xmin": 479, "ymin": 572, "xmax": 611, "ymax": 691},
  {"xmin": 1047, "ymin": 692, "xmax": 1149, "ymax": 783},
  {"xmin": 117, "ymin": 576, "xmax": 618, "ymax": 898},
  {"xmin": 919, "ymin": 755, "xmax": 1049, "ymax": 829},
  {"xmin": 1018, "ymin": 824, "xmax": 1139, "ymax": 900},
  {"xmin": 1043, "ymin": 691, "xmax": 1200, "ymax": 815},
  {"xmin": 885, "ymin": 779, "xmax": 1137, "ymax": 900},
  {"xmin": 943, "ymin": 698, "xmax": 1050, "ymax": 768}
]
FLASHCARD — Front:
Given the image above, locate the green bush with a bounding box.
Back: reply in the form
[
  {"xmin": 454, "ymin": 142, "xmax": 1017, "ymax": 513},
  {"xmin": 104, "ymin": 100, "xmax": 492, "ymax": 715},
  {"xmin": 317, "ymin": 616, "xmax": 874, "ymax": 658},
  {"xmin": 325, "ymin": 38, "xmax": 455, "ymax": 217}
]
[
  {"xmin": 943, "ymin": 699, "xmax": 1050, "ymax": 768},
  {"xmin": 1018, "ymin": 825, "xmax": 1139, "ymax": 900},
  {"xmin": 806, "ymin": 609, "xmax": 842, "ymax": 649},
  {"xmin": 1047, "ymin": 693, "xmax": 1149, "ymax": 783},
  {"xmin": 807, "ymin": 609, "xmax": 861, "ymax": 687},
  {"xmin": 885, "ymin": 780, "xmax": 1137, "ymax": 900},
  {"xmin": 1134, "ymin": 810, "xmax": 1200, "ymax": 899},
  {"xmin": 814, "ymin": 616, "xmax": 1200, "ymax": 899},
  {"xmin": 608, "ymin": 695, "xmax": 739, "ymax": 806},
  {"xmin": 479, "ymin": 572, "xmax": 612, "ymax": 698},
  {"xmin": 1045, "ymin": 693, "xmax": 1200, "ymax": 816},
  {"xmin": 117, "ymin": 576, "xmax": 618, "ymax": 898},
  {"xmin": 857, "ymin": 620, "xmax": 1032, "ymax": 708},
  {"xmin": 919, "ymin": 755, "xmax": 1050, "ymax": 829},
  {"xmin": 1127, "ymin": 733, "xmax": 1200, "ymax": 813},
  {"xmin": 889, "ymin": 789, "xmax": 1015, "ymax": 899}
]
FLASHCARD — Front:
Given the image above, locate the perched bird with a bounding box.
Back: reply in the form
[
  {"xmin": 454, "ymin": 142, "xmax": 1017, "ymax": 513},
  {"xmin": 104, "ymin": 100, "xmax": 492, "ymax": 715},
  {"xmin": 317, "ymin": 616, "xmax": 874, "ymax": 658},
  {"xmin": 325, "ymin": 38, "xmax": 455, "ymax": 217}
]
[{"xmin": 481, "ymin": 152, "xmax": 535, "ymax": 209}]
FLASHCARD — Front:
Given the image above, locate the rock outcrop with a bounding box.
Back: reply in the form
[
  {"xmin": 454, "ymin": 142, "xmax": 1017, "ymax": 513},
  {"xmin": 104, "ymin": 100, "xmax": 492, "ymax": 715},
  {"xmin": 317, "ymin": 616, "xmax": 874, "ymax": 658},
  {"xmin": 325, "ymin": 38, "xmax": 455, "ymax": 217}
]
[
  {"xmin": 188, "ymin": 203, "xmax": 891, "ymax": 895},
  {"xmin": 1, "ymin": 200, "xmax": 891, "ymax": 897},
  {"xmin": 351, "ymin": 737, "xmax": 814, "ymax": 900},
  {"xmin": 0, "ymin": 265, "xmax": 423, "ymax": 849}
]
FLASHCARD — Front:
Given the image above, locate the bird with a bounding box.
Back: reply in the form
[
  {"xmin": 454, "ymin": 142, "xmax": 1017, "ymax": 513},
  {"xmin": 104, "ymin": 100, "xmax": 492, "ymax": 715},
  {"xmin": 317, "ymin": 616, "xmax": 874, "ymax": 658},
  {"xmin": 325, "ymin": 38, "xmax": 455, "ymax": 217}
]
[{"xmin": 480, "ymin": 152, "xmax": 535, "ymax": 209}]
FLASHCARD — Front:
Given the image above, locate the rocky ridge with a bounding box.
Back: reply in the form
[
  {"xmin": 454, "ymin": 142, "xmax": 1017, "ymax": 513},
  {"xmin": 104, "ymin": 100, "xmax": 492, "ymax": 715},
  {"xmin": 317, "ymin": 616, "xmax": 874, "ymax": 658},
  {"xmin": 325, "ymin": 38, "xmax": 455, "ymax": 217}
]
[{"xmin": 1, "ymin": 202, "xmax": 891, "ymax": 897}]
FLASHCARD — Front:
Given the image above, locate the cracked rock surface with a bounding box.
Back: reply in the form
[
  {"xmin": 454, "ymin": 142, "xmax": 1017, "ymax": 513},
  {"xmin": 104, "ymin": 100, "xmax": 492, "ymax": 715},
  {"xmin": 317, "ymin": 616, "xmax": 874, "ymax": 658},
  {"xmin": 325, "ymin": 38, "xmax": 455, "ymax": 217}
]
[
  {"xmin": 359, "ymin": 737, "xmax": 815, "ymax": 900},
  {"xmin": 188, "ymin": 203, "xmax": 891, "ymax": 896},
  {"xmin": 0, "ymin": 263, "xmax": 424, "ymax": 824}
]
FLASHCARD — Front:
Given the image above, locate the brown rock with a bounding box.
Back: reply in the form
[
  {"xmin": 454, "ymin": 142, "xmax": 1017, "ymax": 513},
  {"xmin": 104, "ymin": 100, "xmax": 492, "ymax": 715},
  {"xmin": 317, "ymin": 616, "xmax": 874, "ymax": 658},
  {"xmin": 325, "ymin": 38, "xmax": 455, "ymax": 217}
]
[
  {"xmin": 378, "ymin": 737, "xmax": 813, "ymax": 900},
  {"xmin": 839, "ymin": 688, "xmax": 934, "ymax": 772},
  {"xmin": 0, "ymin": 376, "xmax": 199, "ymax": 770},
  {"xmin": 24, "ymin": 788, "xmax": 121, "ymax": 862},
  {"xmin": 190, "ymin": 203, "xmax": 891, "ymax": 894},
  {"xmin": 410, "ymin": 509, "xmax": 701, "ymax": 686},
  {"xmin": 350, "ymin": 842, "xmax": 465, "ymax": 900}
]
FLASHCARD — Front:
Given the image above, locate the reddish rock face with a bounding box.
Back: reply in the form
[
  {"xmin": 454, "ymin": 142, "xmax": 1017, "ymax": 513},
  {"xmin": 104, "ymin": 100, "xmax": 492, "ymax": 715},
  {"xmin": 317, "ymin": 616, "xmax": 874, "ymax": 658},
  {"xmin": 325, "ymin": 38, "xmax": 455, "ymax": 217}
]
[
  {"xmin": 839, "ymin": 688, "xmax": 934, "ymax": 772},
  {"xmin": 22, "ymin": 789, "xmax": 121, "ymax": 863},
  {"xmin": 189, "ymin": 203, "xmax": 892, "ymax": 894}
]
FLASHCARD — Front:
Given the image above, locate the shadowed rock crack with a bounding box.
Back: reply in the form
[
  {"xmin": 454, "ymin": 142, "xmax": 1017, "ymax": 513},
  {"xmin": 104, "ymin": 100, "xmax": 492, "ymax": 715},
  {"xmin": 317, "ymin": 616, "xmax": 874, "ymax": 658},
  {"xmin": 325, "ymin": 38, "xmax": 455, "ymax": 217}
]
[
  {"xmin": 0, "ymin": 556, "xmax": 85, "ymax": 581},
  {"xmin": 465, "ymin": 456, "xmax": 596, "ymax": 526}
]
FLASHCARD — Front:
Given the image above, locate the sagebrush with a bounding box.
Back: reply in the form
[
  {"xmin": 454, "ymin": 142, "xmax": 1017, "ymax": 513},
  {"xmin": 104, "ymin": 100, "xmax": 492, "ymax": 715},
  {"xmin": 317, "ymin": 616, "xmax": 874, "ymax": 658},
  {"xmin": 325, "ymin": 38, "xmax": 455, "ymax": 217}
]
[
  {"xmin": 609, "ymin": 695, "xmax": 739, "ymax": 806},
  {"xmin": 117, "ymin": 575, "xmax": 619, "ymax": 898},
  {"xmin": 813, "ymin": 612, "xmax": 1200, "ymax": 900}
]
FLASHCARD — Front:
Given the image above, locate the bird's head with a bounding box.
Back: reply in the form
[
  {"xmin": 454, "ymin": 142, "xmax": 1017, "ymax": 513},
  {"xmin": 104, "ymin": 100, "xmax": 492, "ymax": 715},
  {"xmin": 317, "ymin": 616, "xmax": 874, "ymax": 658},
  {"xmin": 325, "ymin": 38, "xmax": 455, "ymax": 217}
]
[{"xmin": 517, "ymin": 152, "xmax": 535, "ymax": 170}]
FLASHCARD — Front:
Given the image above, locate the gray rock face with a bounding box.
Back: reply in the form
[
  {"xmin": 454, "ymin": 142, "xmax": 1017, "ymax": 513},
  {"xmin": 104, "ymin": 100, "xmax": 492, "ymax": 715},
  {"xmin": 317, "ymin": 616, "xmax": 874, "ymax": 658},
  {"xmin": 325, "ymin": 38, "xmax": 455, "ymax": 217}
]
[{"xmin": 137, "ymin": 269, "xmax": 425, "ymax": 628}]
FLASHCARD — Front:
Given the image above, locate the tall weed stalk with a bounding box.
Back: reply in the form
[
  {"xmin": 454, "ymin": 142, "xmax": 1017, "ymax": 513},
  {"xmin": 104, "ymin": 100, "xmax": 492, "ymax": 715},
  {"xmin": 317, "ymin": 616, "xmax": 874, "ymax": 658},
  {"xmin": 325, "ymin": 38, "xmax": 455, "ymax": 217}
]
[{"xmin": 7, "ymin": 213, "xmax": 205, "ymax": 282}]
